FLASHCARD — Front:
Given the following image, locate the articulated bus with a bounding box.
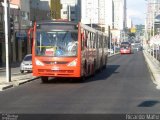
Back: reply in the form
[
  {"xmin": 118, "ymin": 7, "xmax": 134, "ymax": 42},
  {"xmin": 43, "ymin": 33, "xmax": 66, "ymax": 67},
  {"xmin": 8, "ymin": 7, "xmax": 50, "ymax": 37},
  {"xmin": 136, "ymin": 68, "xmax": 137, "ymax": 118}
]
[{"xmin": 29, "ymin": 20, "xmax": 108, "ymax": 83}]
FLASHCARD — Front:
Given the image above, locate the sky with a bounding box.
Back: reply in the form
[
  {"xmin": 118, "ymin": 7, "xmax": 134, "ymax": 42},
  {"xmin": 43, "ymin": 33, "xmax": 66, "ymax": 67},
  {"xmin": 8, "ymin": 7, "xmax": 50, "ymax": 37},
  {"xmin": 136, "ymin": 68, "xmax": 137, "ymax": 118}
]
[{"xmin": 127, "ymin": 0, "xmax": 146, "ymax": 25}]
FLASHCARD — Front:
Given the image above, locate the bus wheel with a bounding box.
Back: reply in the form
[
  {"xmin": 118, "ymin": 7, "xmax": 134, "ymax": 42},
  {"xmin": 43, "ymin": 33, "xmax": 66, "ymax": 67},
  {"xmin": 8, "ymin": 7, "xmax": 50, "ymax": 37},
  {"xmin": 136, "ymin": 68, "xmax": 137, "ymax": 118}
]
[
  {"xmin": 75, "ymin": 76, "xmax": 85, "ymax": 83},
  {"xmin": 41, "ymin": 77, "xmax": 48, "ymax": 83},
  {"xmin": 80, "ymin": 76, "xmax": 85, "ymax": 82},
  {"xmin": 99, "ymin": 58, "xmax": 103, "ymax": 72},
  {"xmin": 92, "ymin": 64, "xmax": 95, "ymax": 76},
  {"xmin": 103, "ymin": 57, "xmax": 107, "ymax": 69},
  {"xmin": 20, "ymin": 70, "xmax": 24, "ymax": 73}
]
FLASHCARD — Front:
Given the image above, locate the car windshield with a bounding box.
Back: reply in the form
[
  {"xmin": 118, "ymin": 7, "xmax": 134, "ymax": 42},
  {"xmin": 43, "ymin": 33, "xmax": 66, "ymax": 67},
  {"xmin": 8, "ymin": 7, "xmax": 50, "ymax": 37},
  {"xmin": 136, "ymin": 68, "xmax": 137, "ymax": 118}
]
[
  {"xmin": 23, "ymin": 55, "xmax": 32, "ymax": 61},
  {"xmin": 35, "ymin": 31, "xmax": 78, "ymax": 57}
]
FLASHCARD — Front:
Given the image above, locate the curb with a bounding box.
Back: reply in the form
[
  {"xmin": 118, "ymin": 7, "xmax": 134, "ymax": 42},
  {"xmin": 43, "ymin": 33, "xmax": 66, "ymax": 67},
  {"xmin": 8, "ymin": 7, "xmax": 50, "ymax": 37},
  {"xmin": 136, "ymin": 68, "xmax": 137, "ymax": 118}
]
[
  {"xmin": 0, "ymin": 77, "xmax": 39, "ymax": 91},
  {"xmin": 0, "ymin": 84, "xmax": 13, "ymax": 91},
  {"xmin": 13, "ymin": 77, "xmax": 39, "ymax": 86},
  {"xmin": 143, "ymin": 51, "xmax": 160, "ymax": 89},
  {"xmin": 108, "ymin": 52, "xmax": 120, "ymax": 57}
]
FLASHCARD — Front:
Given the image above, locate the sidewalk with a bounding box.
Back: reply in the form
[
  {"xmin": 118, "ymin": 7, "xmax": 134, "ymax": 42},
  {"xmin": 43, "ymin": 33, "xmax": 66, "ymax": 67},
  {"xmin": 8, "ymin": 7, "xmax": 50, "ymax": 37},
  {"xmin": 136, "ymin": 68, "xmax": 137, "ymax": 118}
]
[
  {"xmin": 0, "ymin": 66, "xmax": 38, "ymax": 91},
  {"xmin": 143, "ymin": 51, "xmax": 160, "ymax": 89},
  {"xmin": 0, "ymin": 73, "xmax": 38, "ymax": 91}
]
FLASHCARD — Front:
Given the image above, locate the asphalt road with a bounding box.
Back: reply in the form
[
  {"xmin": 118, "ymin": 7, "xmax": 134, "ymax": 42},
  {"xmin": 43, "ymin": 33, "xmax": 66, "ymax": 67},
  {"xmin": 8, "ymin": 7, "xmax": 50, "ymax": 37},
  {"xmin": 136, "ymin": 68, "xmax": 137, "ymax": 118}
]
[{"xmin": 0, "ymin": 51, "xmax": 160, "ymax": 115}]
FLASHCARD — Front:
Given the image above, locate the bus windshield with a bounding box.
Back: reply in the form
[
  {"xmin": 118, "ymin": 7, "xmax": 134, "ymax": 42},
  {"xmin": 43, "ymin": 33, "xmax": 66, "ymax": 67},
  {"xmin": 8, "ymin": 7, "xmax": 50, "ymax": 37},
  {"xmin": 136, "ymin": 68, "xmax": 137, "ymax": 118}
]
[
  {"xmin": 35, "ymin": 31, "xmax": 78, "ymax": 57},
  {"xmin": 120, "ymin": 42, "xmax": 130, "ymax": 49}
]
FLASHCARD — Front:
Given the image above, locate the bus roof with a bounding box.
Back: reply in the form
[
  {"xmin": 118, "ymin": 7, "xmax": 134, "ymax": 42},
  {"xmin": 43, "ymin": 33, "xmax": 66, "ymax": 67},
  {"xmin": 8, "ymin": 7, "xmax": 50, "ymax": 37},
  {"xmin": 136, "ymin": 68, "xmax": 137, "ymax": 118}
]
[
  {"xmin": 36, "ymin": 20, "xmax": 77, "ymax": 25},
  {"xmin": 36, "ymin": 20, "xmax": 78, "ymax": 31},
  {"xmin": 121, "ymin": 42, "xmax": 130, "ymax": 44}
]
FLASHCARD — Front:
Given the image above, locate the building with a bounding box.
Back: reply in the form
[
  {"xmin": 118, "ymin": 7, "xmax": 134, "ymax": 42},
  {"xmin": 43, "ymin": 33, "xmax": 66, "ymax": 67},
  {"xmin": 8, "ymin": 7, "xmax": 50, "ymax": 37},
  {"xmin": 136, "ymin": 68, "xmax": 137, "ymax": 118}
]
[
  {"xmin": 49, "ymin": 0, "xmax": 81, "ymax": 22},
  {"xmin": 60, "ymin": 0, "xmax": 81, "ymax": 22},
  {"xmin": 0, "ymin": 1, "xmax": 4, "ymax": 65},
  {"xmin": 30, "ymin": 0, "xmax": 50, "ymax": 22},
  {"xmin": 127, "ymin": 17, "xmax": 133, "ymax": 29},
  {"xmin": 109, "ymin": 0, "xmax": 127, "ymax": 43},
  {"xmin": 81, "ymin": 0, "xmax": 98, "ymax": 24},
  {"xmin": 112, "ymin": 0, "xmax": 126, "ymax": 30},
  {"xmin": 0, "ymin": 0, "xmax": 22, "ymax": 65},
  {"xmin": 146, "ymin": 0, "xmax": 160, "ymax": 39},
  {"xmin": 0, "ymin": 0, "xmax": 51, "ymax": 66},
  {"xmin": 105, "ymin": 0, "xmax": 114, "ymax": 29}
]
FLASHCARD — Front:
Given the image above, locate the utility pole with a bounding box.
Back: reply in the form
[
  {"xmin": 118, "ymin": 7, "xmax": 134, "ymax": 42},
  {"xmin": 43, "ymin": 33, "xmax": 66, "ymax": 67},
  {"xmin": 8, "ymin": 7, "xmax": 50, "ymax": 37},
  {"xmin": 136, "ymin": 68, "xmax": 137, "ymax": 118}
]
[{"xmin": 4, "ymin": 0, "xmax": 11, "ymax": 82}]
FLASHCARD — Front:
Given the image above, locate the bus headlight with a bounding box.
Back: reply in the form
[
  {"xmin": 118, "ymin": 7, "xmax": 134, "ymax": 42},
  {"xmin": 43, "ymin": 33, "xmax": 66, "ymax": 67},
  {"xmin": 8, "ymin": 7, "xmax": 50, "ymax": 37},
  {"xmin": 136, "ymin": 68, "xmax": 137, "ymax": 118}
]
[
  {"xmin": 67, "ymin": 59, "xmax": 77, "ymax": 66},
  {"xmin": 35, "ymin": 59, "xmax": 44, "ymax": 66}
]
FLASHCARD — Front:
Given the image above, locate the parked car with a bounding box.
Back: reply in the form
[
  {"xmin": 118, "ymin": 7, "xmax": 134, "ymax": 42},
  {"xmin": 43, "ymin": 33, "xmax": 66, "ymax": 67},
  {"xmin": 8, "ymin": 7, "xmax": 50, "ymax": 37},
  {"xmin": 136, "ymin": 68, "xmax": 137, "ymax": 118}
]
[{"xmin": 20, "ymin": 54, "xmax": 32, "ymax": 73}]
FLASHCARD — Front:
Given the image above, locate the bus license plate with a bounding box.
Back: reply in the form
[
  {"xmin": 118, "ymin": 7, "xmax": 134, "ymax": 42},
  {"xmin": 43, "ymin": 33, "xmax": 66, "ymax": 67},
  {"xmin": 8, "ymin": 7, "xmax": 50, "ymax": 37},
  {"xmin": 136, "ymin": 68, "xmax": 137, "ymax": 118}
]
[{"xmin": 52, "ymin": 66, "xmax": 60, "ymax": 71}]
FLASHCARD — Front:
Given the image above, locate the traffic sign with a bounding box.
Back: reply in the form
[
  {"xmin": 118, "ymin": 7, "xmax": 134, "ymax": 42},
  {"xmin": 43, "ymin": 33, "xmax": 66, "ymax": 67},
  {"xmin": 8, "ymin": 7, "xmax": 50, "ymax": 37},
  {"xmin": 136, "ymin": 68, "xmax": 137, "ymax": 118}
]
[{"xmin": 16, "ymin": 31, "xmax": 27, "ymax": 38}]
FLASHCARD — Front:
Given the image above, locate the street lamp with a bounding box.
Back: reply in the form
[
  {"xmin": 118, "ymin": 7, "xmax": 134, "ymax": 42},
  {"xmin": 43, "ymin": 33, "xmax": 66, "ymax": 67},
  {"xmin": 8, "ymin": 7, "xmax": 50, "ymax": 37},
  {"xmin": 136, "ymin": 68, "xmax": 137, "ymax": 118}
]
[{"xmin": 3, "ymin": 0, "xmax": 11, "ymax": 82}]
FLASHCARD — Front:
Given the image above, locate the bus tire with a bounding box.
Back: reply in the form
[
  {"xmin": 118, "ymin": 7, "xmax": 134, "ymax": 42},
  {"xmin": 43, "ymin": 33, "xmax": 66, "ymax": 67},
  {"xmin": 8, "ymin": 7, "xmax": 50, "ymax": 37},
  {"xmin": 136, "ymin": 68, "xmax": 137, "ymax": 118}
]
[
  {"xmin": 41, "ymin": 77, "xmax": 48, "ymax": 83},
  {"xmin": 100, "ymin": 58, "xmax": 103, "ymax": 72},
  {"xmin": 76, "ymin": 76, "xmax": 85, "ymax": 83},
  {"xmin": 103, "ymin": 56, "xmax": 107, "ymax": 69},
  {"xmin": 92, "ymin": 62, "xmax": 96, "ymax": 76},
  {"xmin": 20, "ymin": 70, "xmax": 24, "ymax": 73}
]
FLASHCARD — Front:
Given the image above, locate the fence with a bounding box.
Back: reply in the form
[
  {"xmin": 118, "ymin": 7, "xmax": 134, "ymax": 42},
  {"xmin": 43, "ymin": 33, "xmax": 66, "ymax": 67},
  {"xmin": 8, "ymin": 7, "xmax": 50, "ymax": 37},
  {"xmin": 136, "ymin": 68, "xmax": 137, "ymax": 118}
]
[{"xmin": 146, "ymin": 44, "xmax": 160, "ymax": 64}]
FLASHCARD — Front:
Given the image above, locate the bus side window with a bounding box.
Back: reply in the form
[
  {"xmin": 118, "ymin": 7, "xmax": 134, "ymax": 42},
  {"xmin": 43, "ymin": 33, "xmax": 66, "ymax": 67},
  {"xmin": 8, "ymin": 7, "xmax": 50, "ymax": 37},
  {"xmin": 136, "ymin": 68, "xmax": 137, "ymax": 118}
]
[
  {"xmin": 81, "ymin": 30, "xmax": 87, "ymax": 50},
  {"xmin": 81, "ymin": 32, "xmax": 84, "ymax": 51},
  {"xmin": 85, "ymin": 31, "xmax": 88, "ymax": 48},
  {"xmin": 87, "ymin": 32, "xmax": 90, "ymax": 48}
]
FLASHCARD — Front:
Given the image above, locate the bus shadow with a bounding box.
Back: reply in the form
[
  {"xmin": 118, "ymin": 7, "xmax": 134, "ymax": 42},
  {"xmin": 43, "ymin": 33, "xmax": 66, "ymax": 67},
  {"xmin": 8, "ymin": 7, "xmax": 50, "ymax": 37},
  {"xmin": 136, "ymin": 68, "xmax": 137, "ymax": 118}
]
[
  {"xmin": 41, "ymin": 65, "xmax": 120, "ymax": 84},
  {"xmin": 84, "ymin": 65, "xmax": 120, "ymax": 83}
]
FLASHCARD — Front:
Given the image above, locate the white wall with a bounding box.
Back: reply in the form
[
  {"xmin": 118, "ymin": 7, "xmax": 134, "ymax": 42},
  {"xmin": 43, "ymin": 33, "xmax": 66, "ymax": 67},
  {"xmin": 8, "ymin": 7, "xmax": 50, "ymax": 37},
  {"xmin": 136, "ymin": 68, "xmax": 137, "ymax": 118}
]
[
  {"xmin": 113, "ymin": 0, "xmax": 125, "ymax": 30},
  {"xmin": 105, "ymin": 0, "xmax": 113, "ymax": 28},
  {"xmin": 127, "ymin": 17, "xmax": 132, "ymax": 28},
  {"xmin": 81, "ymin": 0, "xmax": 98, "ymax": 24}
]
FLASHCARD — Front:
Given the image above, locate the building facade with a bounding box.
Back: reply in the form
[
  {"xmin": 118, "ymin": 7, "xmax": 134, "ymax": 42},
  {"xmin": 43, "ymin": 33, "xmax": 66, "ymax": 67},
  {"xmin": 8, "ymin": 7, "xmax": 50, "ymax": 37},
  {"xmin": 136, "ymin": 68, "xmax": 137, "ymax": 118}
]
[
  {"xmin": 112, "ymin": 0, "xmax": 126, "ymax": 30},
  {"xmin": 106, "ymin": 0, "xmax": 127, "ymax": 43},
  {"xmin": 0, "ymin": 0, "xmax": 51, "ymax": 66},
  {"xmin": 81, "ymin": 0, "xmax": 98, "ymax": 24},
  {"xmin": 0, "ymin": 2, "xmax": 4, "ymax": 65},
  {"xmin": 30, "ymin": 0, "xmax": 50, "ymax": 22},
  {"xmin": 60, "ymin": 0, "xmax": 81, "ymax": 22},
  {"xmin": 146, "ymin": 0, "xmax": 160, "ymax": 39},
  {"xmin": 0, "ymin": 0, "xmax": 22, "ymax": 65}
]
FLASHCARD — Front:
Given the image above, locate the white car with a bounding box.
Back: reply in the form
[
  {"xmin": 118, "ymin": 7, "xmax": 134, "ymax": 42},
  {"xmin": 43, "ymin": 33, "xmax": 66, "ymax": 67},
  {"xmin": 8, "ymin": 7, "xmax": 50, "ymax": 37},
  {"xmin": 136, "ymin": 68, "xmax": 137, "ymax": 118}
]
[
  {"xmin": 108, "ymin": 49, "xmax": 114, "ymax": 54},
  {"xmin": 20, "ymin": 54, "xmax": 32, "ymax": 73}
]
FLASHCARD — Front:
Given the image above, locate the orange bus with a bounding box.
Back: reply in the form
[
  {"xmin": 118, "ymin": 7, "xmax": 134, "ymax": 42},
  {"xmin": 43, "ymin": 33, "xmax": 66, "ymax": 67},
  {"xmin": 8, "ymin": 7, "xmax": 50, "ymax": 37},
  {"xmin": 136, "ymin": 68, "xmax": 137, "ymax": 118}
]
[{"xmin": 29, "ymin": 20, "xmax": 108, "ymax": 83}]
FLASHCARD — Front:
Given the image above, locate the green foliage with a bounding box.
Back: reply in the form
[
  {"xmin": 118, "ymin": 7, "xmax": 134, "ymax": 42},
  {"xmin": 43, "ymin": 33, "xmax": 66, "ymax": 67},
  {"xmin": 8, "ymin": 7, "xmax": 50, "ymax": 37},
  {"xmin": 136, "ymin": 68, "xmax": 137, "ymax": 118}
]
[{"xmin": 128, "ymin": 33, "xmax": 135, "ymax": 37}]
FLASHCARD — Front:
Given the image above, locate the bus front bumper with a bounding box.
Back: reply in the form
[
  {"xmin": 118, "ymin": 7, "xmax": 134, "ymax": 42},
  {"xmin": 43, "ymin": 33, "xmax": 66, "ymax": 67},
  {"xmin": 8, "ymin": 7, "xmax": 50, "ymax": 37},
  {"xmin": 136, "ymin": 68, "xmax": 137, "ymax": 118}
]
[{"xmin": 33, "ymin": 66, "xmax": 81, "ymax": 78}]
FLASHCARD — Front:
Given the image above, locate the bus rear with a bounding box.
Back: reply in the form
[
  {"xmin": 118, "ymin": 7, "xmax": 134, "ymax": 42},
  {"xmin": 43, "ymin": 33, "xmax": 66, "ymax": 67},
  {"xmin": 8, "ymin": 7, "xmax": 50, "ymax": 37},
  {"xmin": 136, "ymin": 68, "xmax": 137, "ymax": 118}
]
[{"xmin": 32, "ymin": 21, "xmax": 81, "ymax": 82}]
